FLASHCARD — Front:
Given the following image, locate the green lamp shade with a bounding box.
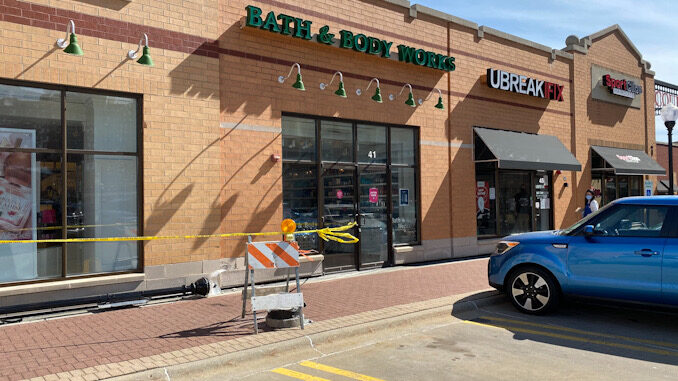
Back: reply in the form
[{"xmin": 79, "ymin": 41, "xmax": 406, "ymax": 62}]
[
  {"xmin": 63, "ymin": 33, "xmax": 83, "ymax": 56},
  {"xmin": 435, "ymin": 96, "xmax": 444, "ymax": 110},
  {"xmin": 292, "ymin": 73, "xmax": 305, "ymax": 91},
  {"xmin": 335, "ymin": 81, "xmax": 347, "ymax": 98},
  {"xmin": 137, "ymin": 46, "xmax": 154, "ymax": 66},
  {"xmin": 405, "ymin": 92, "xmax": 415, "ymax": 107},
  {"xmin": 371, "ymin": 87, "xmax": 383, "ymax": 103}
]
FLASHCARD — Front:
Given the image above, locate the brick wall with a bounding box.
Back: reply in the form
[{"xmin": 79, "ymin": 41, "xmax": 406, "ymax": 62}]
[{"xmin": 0, "ymin": 0, "xmax": 656, "ymax": 269}]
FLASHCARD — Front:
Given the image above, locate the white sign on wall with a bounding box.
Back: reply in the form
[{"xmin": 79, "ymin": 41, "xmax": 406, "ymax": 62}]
[{"xmin": 644, "ymin": 180, "xmax": 653, "ymax": 196}]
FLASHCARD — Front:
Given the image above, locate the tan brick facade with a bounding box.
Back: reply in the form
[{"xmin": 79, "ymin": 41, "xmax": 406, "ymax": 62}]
[{"xmin": 0, "ymin": 1, "xmax": 658, "ymax": 301}]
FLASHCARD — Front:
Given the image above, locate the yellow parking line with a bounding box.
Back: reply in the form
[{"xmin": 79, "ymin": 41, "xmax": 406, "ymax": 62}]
[
  {"xmin": 463, "ymin": 320, "xmax": 678, "ymax": 357},
  {"xmin": 299, "ymin": 360, "xmax": 386, "ymax": 381},
  {"xmin": 271, "ymin": 368, "xmax": 331, "ymax": 381},
  {"xmin": 479, "ymin": 316, "xmax": 678, "ymax": 349}
]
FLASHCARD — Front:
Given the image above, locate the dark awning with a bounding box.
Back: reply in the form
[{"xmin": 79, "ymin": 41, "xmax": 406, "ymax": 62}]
[
  {"xmin": 473, "ymin": 127, "xmax": 581, "ymax": 171},
  {"xmin": 591, "ymin": 146, "xmax": 665, "ymax": 175}
]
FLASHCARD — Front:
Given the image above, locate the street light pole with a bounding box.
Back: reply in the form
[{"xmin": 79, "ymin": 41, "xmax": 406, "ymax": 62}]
[
  {"xmin": 661, "ymin": 104, "xmax": 678, "ymax": 195},
  {"xmin": 667, "ymin": 121, "xmax": 675, "ymax": 195}
]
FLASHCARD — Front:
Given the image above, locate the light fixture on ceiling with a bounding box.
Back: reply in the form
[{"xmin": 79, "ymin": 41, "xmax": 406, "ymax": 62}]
[
  {"xmin": 56, "ymin": 20, "xmax": 83, "ymax": 56},
  {"xmin": 418, "ymin": 88, "xmax": 444, "ymax": 109},
  {"xmin": 320, "ymin": 71, "xmax": 347, "ymax": 98},
  {"xmin": 278, "ymin": 63, "xmax": 305, "ymax": 91},
  {"xmin": 389, "ymin": 84, "xmax": 416, "ymax": 107},
  {"xmin": 355, "ymin": 78, "xmax": 382, "ymax": 103},
  {"xmin": 128, "ymin": 33, "xmax": 154, "ymax": 66}
]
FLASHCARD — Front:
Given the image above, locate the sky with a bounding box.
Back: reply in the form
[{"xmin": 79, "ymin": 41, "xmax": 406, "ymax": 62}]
[{"xmin": 414, "ymin": 0, "xmax": 675, "ymax": 143}]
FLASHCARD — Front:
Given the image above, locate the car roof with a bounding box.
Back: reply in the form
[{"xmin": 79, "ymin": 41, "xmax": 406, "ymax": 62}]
[{"xmin": 614, "ymin": 196, "xmax": 678, "ymax": 206}]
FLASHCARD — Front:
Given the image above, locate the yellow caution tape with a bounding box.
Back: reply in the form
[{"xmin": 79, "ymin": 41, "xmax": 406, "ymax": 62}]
[
  {"xmin": 14, "ymin": 222, "xmax": 136, "ymax": 232},
  {"xmin": 0, "ymin": 222, "xmax": 360, "ymax": 245}
]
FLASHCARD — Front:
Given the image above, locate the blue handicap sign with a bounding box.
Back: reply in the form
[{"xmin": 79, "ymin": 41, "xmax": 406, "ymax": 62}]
[
  {"xmin": 400, "ymin": 189, "xmax": 409, "ymax": 205},
  {"xmin": 646, "ymin": 189, "xmax": 652, "ymax": 196}
]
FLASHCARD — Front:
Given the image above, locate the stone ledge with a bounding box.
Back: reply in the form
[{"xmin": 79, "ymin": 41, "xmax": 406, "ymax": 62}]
[{"xmin": 0, "ymin": 273, "xmax": 145, "ymax": 297}]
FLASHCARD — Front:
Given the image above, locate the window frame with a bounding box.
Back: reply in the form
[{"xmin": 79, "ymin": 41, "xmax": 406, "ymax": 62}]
[
  {"xmin": 570, "ymin": 203, "xmax": 673, "ymax": 238},
  {"xmin": 0, "ymin": 78, "xmax": 143, "ymax": 286}
]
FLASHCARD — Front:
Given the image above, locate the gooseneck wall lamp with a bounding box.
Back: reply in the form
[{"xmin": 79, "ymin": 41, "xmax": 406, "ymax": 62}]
[
  {"xmin": 356, "ymin": 78, "xmax": 383, "ymax": 103},
  {"xmin": 418, "ymin": 88, "xmax": 444, "ymax": 110},
  {"xmin": 56, "ymin": 20, "xmax": 83, "ymax": 56},
  {"xmin": 661, "ymin": 103, "xmax": 678, "ymax": 195},
  {"xmin": 389, "ymin": 84, "xmax": 416, "ymax": 107},
  {"xmin": 278, "ymin": 63, "xmax": 305, "ymax": 91},
  {"xmin": 320, "ymin": 72, "xmax": 347, "ymax": 98},
  {"xmin": 128, "ymin": 33, "xmax": 154, "ymax": 67}
]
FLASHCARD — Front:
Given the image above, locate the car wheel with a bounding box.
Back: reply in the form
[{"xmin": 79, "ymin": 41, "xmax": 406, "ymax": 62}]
[{"xmin": 507, "ymin": 266, "xmax": 560, "ymax": 314}]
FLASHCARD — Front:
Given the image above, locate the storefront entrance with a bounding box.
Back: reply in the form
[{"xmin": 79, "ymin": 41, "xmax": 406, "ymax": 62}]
[
  {"xmin": 473, "ymin": 127, "xmax": 581, "ymax": 238},
  {"xmin": 590, "ymin": 146, "xmax": 664, "ymax": 206},
  {"xmin": 282, "ymin": 115, "xmax": 419, "ymax": 272},
  {"xmin": 478, "ymin": 168, "xmax": 554, "ymax": 237}
]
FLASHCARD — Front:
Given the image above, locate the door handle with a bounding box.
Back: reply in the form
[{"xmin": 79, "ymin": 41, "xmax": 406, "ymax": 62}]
[{"xmin": 634, "ymin": 249, "xmax": 659, "ymax": 257}]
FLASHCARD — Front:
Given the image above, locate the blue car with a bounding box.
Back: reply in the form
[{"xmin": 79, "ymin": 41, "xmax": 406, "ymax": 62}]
[{"xmin": 488, "ymin": 196, "xmax": 678, "ymax": 314}]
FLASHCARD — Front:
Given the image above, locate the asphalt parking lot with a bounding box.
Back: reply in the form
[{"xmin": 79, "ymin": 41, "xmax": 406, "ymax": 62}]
[{"xmin": 236, "ymin": 297, "xmax": 678, "ymax": 381}]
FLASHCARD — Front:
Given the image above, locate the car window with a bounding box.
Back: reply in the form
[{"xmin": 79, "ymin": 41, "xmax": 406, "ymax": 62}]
[{"xmin": 592, "ymin": 205, "xmax": 669, "ymax": 238}]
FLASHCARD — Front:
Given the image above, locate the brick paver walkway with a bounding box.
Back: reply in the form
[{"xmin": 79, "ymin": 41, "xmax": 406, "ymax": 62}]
[{"xmin": 0, "ymin": 258, "xmax": 489, "ymax": 381}]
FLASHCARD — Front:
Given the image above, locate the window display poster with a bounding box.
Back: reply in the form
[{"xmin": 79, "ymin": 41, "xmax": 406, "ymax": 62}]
[
  {"xmin": 369, "ymin": 187, "xmax": 378, "ymax": 203},
  {"xmin": 0, "ymin": 128, "xmax": 37, "ymax": 282},
  {"xmin": 399, "ymin": 189, "xmax": 409, "ymax": 206},
  {"xmin": 476, "ymin": 181, "xmax": 489, "ymax": 214}
]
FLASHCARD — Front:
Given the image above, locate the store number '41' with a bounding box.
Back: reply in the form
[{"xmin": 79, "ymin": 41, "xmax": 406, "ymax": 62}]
[{"xmin": 368, "ymin": 151, "xmax": 377, "ymax": 159}]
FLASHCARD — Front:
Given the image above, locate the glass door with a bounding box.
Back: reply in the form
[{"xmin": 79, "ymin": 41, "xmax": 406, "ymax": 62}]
[
  {"xmin": 321, "ymin": 165, "xmax": 357, "ymax": 271},
  {"xmin": 358, "ymin": 166, "xmax": 389, "ymax": 268},
  {"xmin": 533, "ymin": 172, "xmax": 552, "ymax": 231},
  {"xmin": 498, "ymin": 171, "xmax": 532, "ymax": 235}
]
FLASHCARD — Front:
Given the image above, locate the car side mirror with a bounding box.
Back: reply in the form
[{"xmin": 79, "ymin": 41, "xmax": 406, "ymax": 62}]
[{"xmin": 584, "ymin": 225, "xmax": 594, "ymax": 239}]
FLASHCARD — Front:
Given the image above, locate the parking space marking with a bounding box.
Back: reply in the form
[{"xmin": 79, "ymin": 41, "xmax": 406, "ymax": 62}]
[
  {"xmin": 299, "ymin": 360, "xmax": 386, "ymax": 381},
  {"xmin": 462, "ymin": 320, "xmax": 678, "ymax": 357},
  {"xmin": 479, "ymin": 315, "xmax": 678, "ymax": 349},
  {"xmin": 271, "ymin": 368, "xmax": 331, "ymax": 381}
]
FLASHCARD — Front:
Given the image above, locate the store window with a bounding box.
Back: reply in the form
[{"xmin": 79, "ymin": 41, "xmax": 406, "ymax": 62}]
[
  {"xmin": 0, "ymin": 82, "xmax": 140, "ymax": 284},
  {"xmin": 592, "ymin": 173, "xmax": 643, "ymax": 206},
  {"xmin": 474, "ymin": 163, "xmax": 553, "ymax": 237},
  {"xmin": 282, "ymin": 115, "xmax": 419, "ymax": 269}
]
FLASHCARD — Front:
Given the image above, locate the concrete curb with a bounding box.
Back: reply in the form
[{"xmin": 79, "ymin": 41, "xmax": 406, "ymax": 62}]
[{"xmin": 111, "ymin": 290, "xmax": 503, "ymax": 380}]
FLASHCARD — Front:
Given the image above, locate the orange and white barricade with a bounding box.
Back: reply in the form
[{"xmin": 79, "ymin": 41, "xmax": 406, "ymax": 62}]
[{"xmin": 242, "ymin": 239, "xmax": 304, "ymax": 334}]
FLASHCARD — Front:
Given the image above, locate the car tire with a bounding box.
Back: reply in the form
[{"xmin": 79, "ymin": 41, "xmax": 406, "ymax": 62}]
[{"xmin": 506, "ymin": 266, "xmax": 560, "ymax": 315}]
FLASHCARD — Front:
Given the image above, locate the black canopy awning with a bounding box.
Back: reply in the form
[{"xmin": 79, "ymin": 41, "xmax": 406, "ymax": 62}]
[
  {"xmin": 473, "ymin": 127, "xmax": 581, "ymax": 171},
  {"xmin": 591, "ymin": 146, "xmax": 665, "ymax": 175}
]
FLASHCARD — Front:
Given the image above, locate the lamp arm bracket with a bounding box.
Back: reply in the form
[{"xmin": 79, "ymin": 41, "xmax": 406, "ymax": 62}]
[
  {"xmin": 364, "ymin": 78, "xmax": 379, "ymax": 91},
  {"xmin": 56, "ymin": 20, "xmax": 76, "ymax": 48},
  {"xmin": 280, "ymin": 63, "xmax": 301, "ymax": 82},
  {"xmin": 423, "ymin": 88, "xmax": 442, "ymax": 101},
  {"xmin": 327, "ymin": 71, "xmax": 343, "ymax": 87},
  {"xmin": 128, "ymin": 33, "xmax": 149, "ymax": 59},
  {"xmin": 397, "ymin": 83, "xmax": 413, "ymax": 97}
]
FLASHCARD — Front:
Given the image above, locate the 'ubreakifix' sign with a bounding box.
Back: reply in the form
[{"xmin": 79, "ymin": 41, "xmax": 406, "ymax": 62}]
[{"xmin": 486, "ymin": 68, "xmax": 563, "ymax": 101}]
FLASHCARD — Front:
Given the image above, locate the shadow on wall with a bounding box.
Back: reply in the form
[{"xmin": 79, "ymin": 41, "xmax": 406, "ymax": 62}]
[
  {"xmin": 447, "ymin": 77, "xmax": 549, "ymax": 142},
  {"xmin": 587, "ymin": 94, "xmax": 630, "ymax": 127},
  {"xmin": 73, "ymin": 0, "xmax": 130, "ymax": 11},
  {"xmin": 168, "ymin": 21, "xmax": 442, "ymax": 123}
]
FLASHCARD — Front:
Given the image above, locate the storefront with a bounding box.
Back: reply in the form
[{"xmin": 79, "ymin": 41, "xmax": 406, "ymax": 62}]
[
  {"xmin": 590, "ymin": 146, "xmax": 664, "ymax": 205},
  {"xmin": 0, "ymin": 1, "xmax": 661, "ymax": 307},
  {"xmin": 473, "ymin": 127, "xmax": 581, "ymax": 237}
]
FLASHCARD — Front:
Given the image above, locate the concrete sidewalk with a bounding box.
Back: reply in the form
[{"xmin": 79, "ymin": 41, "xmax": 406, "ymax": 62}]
[{"xmin": 0, "ymin": 257, "xmax": 491, "ymax": 381}]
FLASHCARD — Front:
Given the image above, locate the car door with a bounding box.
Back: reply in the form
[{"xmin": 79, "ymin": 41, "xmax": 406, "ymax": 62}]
[
  {"xmin": 661, "ymin": 207, "xmax": 678, "ymax": 305},
  {"xmin": 566, "ymin": 204, "xmax": 668, "ymax": 304}
]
